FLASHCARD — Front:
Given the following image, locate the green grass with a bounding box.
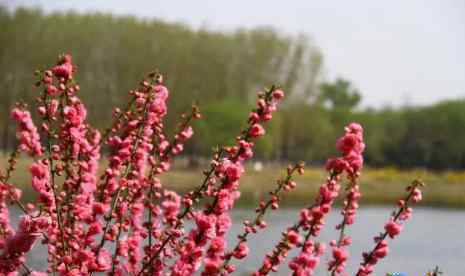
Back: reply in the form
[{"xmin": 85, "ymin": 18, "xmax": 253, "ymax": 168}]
[
  {"xmin": 3, "ymin": 154, "xmax": 465, "ymax": 208},
  {"xmin": 163, "ymin": 165, "xmax": 465, "ymax": 209}
]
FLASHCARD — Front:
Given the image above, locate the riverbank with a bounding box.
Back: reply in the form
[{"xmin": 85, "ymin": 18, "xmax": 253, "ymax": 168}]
[
  {"xmin": 162, "ymin": 165, "xmax": 465, "ymax": 208},
  {"xmin": 2, "ymin": 155, "xmax": 465, "ymax": 208}
]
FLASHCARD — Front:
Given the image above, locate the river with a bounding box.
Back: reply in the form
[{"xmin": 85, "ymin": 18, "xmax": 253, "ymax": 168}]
[{"xmin": 8, "ymin": 207, "xmax": 465, "ymax": 275}]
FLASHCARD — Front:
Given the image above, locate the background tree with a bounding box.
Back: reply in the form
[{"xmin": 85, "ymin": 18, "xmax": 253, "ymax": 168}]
[
  {"xmin": 2, "ymin": 6, "xmax": 465, "ymax": 170},
  {"xmin": 318, "ymin": 78, "xmax": 361, "ymax": 110}
]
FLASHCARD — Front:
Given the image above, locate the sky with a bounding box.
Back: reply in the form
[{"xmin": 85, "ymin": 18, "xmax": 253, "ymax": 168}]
[{"xmin": 5, "ymin": 0, "xmax": 465, "ymax": 108}]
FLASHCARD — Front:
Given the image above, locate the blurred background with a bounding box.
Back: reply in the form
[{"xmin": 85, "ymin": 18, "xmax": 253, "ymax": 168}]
[
  {"xmin": 1, "ymin": 1, "xmax": 465, "ymax": 170},
  {"xmin": 2, "ymin": 1, "xmax": 465, "ymax": 275}
]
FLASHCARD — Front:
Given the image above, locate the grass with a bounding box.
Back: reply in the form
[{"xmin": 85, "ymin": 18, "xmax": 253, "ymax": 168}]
[{"xmin": 2, "ymin": 153, "xmax": 465, "ymax": 208}]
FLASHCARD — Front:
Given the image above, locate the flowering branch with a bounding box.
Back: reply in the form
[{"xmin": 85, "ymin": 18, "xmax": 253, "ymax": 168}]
[
  {"xmin": 0, "ymin": 54, "xmax": 431, "ymax": 276},
  {"xmin": 254, "ymin": 172, "xmax": 340, "ymax": 276},
  {"xmin": 93, "ymin": 76, "xmax": 165, "ymax": 268},
  {"xmin": 141, "ymin": 105, "xmax": 200, "ymax": 274},
  {"xmin": 254, "ymin": 123, "xmax": 364, "ymax": 276},
  {"xmin": 0, "ymin": 148, "xmax": 29, "ymax": 214},
  {"xmin": 356, "ymin": 180, "xmax": 424, "ymax": 276},
  {"xmin": 172, "ymin": 87, "xmax": 284, "ymax": 276},
  {"xmin": 138, "ymin": 86, "xmax": 284, "ymax": 276},
  {"xmin": 218, "ymin": 162, "xmax": 304, "ymax": 274},
  {"xmin": 328, "ymin": 123, "xmax": 365, "ymax": 276}
]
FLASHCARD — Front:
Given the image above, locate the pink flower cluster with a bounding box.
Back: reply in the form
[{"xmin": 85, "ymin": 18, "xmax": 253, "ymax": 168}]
[
  {"xmin": 11, "ymin": 108, "xmax": 43, "ymax": 156},
  {"xmin": 0, "ymin": 215, "xmax": 49, "ymax": 273},
  {"xmin": 327, "ymin": 122, "xmax": 365, "ymax": 176},
  {"xmin": 30, "ymin": 161, "xmax": 52, "ymax": 203},
  {"xmin": 288, "ymin": 241, "xmax": 325, "ymax": 276},
  {"xmin": 51, "ymin": 54, "xmax": 74, "ymax": 80},
  {"xmin": 91, "ymin": 75, "xmax": 190, "ymax": 275},
  {"xmin": 23, "ymin": 55, "xmax": 106, "ymax": 274},
  {"xmin": 1, "ymin": 55, "xmax": 192, "ymax": 275}
]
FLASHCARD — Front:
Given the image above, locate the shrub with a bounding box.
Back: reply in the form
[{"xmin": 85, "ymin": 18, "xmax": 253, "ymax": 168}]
[{"xmin": 0, "ymin": 55, "xmax": 423, "ymax": 276}]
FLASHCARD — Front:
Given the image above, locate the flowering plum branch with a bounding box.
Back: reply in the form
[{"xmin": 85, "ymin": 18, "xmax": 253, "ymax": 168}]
[
  {"xmin": 356, "ymin": 180, "xmax": 424, "ymax": 276},
  {"xmin": 218, "ymin": 162, "xmax": 304, "ymax": 274},
  {"xmin": 0, "ymin": 54, "xmax": 431, "ymax": 276}
]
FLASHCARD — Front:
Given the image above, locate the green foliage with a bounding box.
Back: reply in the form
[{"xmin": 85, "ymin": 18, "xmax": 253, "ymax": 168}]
[
  {"xmin": 319, "ymin": 78, "xmax": 361, "ymax": 110},
  {"xmin": 396, "ymin": 101, "xmax": 465, "ymax": 169},
  {"xmin": 2, "ymin": 6, "xmax": 465, "ymax": 170},
  {"xmin": 279, "ymin": 104, "xmax": 335, "ymax": 162},
  {"xmin": 350, "ymin": 100, "xmax": 465, "ymax": 170},
  {"xmin": 192, "ymin": 100, "xmax": 251, "ymax": 155},
  {"xmin": 0, "ymin": 6, "xmax": 323, "ymax": 155}
]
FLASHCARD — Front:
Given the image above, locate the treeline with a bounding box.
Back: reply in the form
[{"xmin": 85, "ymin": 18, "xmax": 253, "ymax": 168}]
[{"xmin": 1, "ymin": 7, "xmax": 465, "ymax": 170}]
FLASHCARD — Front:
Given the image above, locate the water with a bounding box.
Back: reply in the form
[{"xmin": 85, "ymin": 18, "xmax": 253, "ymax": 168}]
[{"xmin": 9, "ymin": 207, "xmax": 465, "ymax": 275}]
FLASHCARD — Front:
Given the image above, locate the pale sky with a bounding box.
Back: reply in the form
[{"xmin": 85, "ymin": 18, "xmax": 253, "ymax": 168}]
[{"xmin": 5, "ymin": 0, "xmax": 465, "ymax": 108}]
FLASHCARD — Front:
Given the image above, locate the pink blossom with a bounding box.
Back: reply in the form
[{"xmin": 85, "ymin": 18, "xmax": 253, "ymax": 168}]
[
  {"xmin": 162, "ymin": 191, "xmax": 181, "ymax": 225},
  {"xmin": 384, "ymin": 220, "xmax": 402, "ymax": 238},
  {"xmin": 332, "ymin": 247, "xmax": 349, "ymax": 264},
  {"xmin": 179, "ymin": 126, "xmax": 194, "ymax": 140},
  {"xmin": 346, "ymin": 122, "xmax": 364, "ymax": 136},
  {"xmin": 373, "ymin": 243, "xmax": 389, "ymax": 258},
  {"xmin": 11, "ymin": 108, "xmax": 43, "ymax": 156},
  {"xmin": 325, "ymin": 157, "xmax": 348, "ymax": 173},
  {"xmin": 225, "ymin": 161, "xmax": 243, "ymax": 182},
  {"xmin": 412, "ymin": 187, "xmax": 422, "ymax": 203},
  {"xmin": 0, "ymin": 215, "xmax": 49, "ymax": 273},
  {"xmin": 4, "ymin": 216, "xmax": 45, "ymax": 254},
  {"xmin": 46, "ymin": 85, "xmax": 59, "ymax": 96},
  {"xmin": 96, "ymin": 248, "xmax": 112, "ymax": 271},
  {"xmin": 248, "ymin": 112, "xmax": 260, "ymax": 123},
  {"xmin": 155, "ymin": 84, "xmax": 169, "ymax": 100},
  {"xmin": 194, "ymin": 212, "xmax": 216, "ymax": 233},
  {"xmin": 216, "ymin": 213, "xmax": 232, "ymax": 235},
  {"xmin": 30, "ymin": 161, "xmax": 51, "ymax": 199},
  {"xmin": 249, "ymin": 123, "xmax": 265, "ymax": 137},
  {"xmin": 336, "ymin": 133, "xmax": 361, "ymax": 154},
  {"xmin": 286, "ymin": 229, "xmax": 301, "ymax": 245},
  {"xmin": 272, "ymin": 89, "xmax": 284, "ymax": 100},
  {"xmin": 52, "ymin": 54, "xmax": 74, "ymax": 79},
  {"xmin": 233, "ymin": 242, "xmax": 249, "ymax": 259},
  {"xmin": 289, "ymin": 241, "xmax": 325, "ymax": 275}
]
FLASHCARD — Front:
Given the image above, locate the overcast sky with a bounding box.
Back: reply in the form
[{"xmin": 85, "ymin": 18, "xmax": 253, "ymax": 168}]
[{"xmin": 6, "ymin": 0, "xmax": 465, "ymax": 108}]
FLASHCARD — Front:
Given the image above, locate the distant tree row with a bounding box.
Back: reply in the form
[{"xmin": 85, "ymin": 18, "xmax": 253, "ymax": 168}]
[{"xmin": 1, "ymin": 6, "xmax": 465, "ymax": 170}]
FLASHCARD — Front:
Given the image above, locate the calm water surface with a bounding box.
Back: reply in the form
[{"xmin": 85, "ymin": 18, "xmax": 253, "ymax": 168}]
[{"xmin": 10, "ymin": 207, "xmax": 465, "ymax": 275}]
